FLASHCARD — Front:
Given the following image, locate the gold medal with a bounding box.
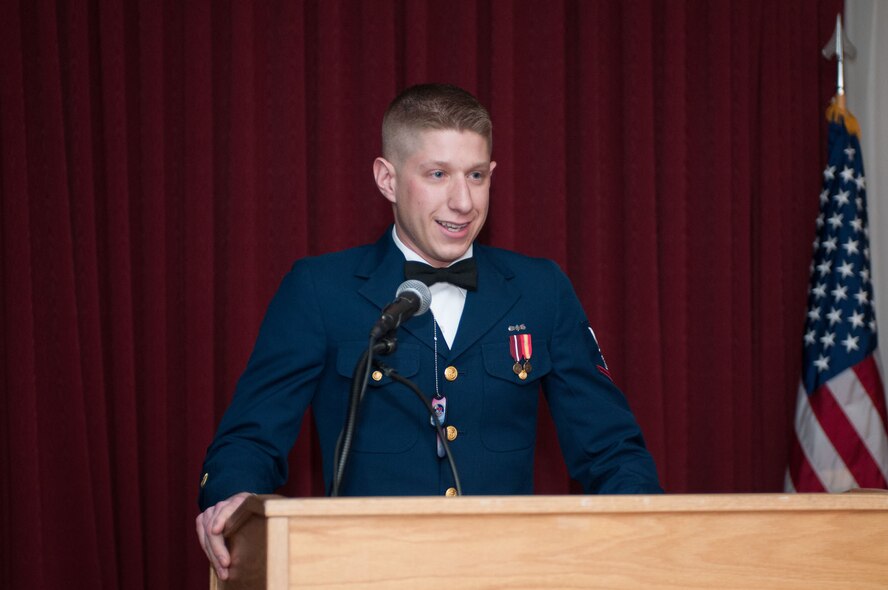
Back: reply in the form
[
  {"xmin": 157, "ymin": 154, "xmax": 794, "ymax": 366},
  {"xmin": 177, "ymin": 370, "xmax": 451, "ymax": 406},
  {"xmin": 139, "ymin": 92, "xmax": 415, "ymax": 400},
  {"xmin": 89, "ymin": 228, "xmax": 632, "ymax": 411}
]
[
  {"xmin": 513, "ymin": 362, "xmax": 523, "ymax": 375},
  {"xmin": 518, "ymin": 370, "xmax": 528, "ymax": 380},
  {"xmin": 523, "ymin": 360, "xmax": 532, "ymax": 374}
]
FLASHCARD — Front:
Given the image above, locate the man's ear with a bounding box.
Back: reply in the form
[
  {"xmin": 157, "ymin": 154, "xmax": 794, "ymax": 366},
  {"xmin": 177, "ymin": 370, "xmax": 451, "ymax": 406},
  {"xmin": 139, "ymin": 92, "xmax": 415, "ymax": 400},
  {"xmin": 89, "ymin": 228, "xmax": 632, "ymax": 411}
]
[{"xmin": 373, "ymin": 157, "xmax": 397, "ymax": 204}]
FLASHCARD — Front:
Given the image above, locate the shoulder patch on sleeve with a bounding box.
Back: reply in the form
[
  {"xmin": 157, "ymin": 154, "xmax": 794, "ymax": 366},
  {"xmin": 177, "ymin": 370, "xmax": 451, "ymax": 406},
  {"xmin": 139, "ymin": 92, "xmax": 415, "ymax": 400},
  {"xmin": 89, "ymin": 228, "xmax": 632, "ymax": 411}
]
[{"xmin": 587, "ymin": 325, "xmax": 613, "ymax": 381}]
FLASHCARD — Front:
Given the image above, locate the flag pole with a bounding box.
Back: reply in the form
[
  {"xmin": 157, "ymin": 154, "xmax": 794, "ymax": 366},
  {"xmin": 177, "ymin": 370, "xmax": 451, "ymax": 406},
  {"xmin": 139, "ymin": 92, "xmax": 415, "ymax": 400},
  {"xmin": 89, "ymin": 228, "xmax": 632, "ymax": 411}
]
[
  {"xmin": 787, "ymin": 13, "xmax": 888, "ymax": 493},
  {"xmin": 822, "ymin": 14, "xmax": 856, "ymax": 109}
]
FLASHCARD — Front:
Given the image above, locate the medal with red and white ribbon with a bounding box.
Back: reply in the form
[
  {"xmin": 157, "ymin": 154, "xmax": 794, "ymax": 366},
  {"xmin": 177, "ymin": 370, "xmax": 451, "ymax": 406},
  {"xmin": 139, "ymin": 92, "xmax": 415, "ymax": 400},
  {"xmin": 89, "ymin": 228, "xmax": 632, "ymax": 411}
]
[{"xmin": 509, "ymin": 333, "xmax": 533, "ymax": 380}]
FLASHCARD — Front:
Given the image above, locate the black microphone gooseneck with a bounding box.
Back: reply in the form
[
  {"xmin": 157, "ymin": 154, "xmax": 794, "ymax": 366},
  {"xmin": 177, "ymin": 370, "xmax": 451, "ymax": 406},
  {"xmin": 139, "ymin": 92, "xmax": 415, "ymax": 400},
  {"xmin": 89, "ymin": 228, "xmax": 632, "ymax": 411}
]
[
  {"xmin": 331, "ymin": 281, "xmax": 432, "ymax": 497},
  {"xmin": 375, "ymin": 361, "xmax": 462, "ymax": 496}
]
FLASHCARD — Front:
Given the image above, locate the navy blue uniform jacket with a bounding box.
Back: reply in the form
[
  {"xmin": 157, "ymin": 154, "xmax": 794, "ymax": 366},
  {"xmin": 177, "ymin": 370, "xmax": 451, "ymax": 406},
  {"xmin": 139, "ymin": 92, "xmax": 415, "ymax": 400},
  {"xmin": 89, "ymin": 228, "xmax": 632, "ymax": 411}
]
[{"xmin": 199, "ymin": 231, "xmax": 661, "ymax": 509}]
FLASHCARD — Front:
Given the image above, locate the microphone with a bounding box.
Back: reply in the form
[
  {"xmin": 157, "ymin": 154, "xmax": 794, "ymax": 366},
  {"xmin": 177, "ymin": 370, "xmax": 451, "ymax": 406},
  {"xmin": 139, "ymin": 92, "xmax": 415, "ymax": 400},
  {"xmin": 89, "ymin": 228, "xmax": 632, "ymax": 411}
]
[{"xmin": 369, "ymin": 280, "xmax": 432, "ymax": 340}]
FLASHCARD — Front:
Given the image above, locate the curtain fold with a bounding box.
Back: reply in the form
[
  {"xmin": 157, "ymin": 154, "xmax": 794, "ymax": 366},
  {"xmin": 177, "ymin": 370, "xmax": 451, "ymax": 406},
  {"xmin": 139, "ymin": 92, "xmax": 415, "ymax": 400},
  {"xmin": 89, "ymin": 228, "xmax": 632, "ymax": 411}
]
[{"xmin": 0, "ymin": 0, "xmax": 842, "ymax": 587}]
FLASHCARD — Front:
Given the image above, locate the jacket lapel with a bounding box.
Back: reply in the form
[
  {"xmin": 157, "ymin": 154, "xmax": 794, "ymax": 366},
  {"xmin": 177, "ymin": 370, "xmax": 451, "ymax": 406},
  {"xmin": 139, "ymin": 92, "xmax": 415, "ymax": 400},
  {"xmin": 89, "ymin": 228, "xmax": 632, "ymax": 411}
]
[{"xmin": 356, "ymin": 231, "xmax": 436, "ymax": 353}]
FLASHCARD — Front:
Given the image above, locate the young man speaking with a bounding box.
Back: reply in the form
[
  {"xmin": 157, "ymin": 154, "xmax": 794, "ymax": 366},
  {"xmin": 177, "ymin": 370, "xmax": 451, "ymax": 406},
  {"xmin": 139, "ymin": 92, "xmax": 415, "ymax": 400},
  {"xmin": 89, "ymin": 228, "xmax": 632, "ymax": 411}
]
[{"xmin": 196, "ymin": 83, "xmax": 661, "ymax": 580}]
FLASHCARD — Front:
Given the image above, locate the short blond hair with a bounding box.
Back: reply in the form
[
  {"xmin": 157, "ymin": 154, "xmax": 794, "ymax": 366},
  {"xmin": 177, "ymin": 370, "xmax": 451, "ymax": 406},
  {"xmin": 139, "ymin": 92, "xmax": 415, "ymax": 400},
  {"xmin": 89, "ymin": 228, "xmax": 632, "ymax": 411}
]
[{"xmin": 382, "ymin": 83, "xmax": 492, "ymax": 162}]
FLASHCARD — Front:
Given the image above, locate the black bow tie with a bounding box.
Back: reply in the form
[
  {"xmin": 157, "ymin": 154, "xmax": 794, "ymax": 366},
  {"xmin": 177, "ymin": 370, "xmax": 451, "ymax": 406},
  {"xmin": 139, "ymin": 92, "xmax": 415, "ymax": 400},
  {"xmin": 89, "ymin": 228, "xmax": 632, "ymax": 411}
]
[{"xmin": 404, "ymin": 258, "xmax": 478, "ymax": 291}]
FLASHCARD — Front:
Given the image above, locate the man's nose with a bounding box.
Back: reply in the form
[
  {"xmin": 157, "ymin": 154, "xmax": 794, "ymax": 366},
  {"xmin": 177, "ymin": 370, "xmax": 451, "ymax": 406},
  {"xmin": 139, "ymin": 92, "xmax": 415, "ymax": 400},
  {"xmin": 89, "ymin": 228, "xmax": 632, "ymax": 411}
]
[{"xmin": 448, "ymin": 176, "xmax": 473, "ymax": 213}]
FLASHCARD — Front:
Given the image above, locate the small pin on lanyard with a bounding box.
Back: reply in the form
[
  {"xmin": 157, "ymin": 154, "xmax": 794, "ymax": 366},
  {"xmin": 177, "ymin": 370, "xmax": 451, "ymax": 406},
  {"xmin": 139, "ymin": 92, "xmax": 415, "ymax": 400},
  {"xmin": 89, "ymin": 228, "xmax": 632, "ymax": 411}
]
[{"xmin": 431, "ymin": 318, "xmax": 447, "ymax": 458}]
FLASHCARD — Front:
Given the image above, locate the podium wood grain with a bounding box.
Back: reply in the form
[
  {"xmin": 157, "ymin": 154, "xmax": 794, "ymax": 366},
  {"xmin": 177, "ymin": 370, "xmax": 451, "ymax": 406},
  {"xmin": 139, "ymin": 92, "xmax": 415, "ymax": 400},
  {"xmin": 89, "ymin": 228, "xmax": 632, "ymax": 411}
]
[{"xmin": 213, "ymin": 493, "xmax": 888, "ymax": 589}]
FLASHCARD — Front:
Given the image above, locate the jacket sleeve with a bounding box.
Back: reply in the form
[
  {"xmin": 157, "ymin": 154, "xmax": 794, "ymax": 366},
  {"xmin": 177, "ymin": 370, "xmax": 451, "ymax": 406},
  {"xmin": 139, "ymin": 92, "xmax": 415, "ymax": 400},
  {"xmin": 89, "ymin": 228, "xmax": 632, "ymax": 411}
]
[
  {"xmin": 198, "ymin": 260, "xmax": 327, "ymax": 510},
  {"xmin": 541, "ymin": 262, "xmax": 662, "ymax": 494}
]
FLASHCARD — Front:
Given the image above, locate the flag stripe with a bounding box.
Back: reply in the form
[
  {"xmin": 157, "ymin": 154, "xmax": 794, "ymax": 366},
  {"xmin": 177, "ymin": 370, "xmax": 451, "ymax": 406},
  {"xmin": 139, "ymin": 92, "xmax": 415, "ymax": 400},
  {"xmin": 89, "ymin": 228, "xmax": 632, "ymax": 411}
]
[
  {"xmin": 830, "ymin": 357, "xmax": 888, "ymax": 480},
  {"xmin": 858, "ymin": 358, "xmax": 888, "ymax": 480},
  {"xmin": 810, "ymin": 383, "xmax": 887, "ymax": 488},
  {"xmin": 787, "ymin": 436, "xmax": 826, "ymax": 492},
  {"xmin": 784, "ymin": 470, "xmax": 796, "ymax": 493},
  {"xmin": 793, "ymin": 382, "xmax": 858, "ymax": 492},
  {"xmin": 854, "ymin": 355, "xmax": 888, "ymax": 431}
]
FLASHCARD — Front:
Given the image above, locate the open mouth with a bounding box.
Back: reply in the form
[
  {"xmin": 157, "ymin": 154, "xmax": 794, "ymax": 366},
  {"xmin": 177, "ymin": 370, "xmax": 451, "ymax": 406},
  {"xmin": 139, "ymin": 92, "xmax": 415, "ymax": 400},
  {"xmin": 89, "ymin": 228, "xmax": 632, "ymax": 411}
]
[{"xmin": 437, "ymin": 220, "xmax": 469, "ymax": 233}]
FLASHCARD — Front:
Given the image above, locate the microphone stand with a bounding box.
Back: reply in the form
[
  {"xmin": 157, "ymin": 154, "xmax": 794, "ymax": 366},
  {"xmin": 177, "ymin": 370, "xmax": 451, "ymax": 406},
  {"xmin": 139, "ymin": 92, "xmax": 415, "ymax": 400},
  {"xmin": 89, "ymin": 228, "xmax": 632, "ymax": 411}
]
[
  {"xmin": 330, "ymin": 335, "xmax": 462, "ymax": 497},
  {"xmin": 331, "ymin": 335, "xmax": 396, "ymax": 497},
  {"xmin": 374, "ymin": 360, "xmax": 462, "ymax": 496}
]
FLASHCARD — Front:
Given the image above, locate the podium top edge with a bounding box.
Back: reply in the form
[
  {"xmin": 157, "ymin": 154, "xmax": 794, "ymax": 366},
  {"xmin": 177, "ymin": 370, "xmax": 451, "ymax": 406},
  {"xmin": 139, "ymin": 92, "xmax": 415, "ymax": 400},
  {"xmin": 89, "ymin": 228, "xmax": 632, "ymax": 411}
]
[{"xmin": 242, "ymin": 493, "xmax": 888, "ymax": 518}]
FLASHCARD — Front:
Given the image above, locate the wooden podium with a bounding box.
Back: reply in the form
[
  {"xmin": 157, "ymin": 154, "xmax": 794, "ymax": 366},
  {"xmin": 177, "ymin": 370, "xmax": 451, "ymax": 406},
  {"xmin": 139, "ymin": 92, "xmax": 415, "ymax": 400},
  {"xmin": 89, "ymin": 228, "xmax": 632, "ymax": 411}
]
[{"xmin": 213, "ymin": 493, "xmax": 888, "ymax": 589}]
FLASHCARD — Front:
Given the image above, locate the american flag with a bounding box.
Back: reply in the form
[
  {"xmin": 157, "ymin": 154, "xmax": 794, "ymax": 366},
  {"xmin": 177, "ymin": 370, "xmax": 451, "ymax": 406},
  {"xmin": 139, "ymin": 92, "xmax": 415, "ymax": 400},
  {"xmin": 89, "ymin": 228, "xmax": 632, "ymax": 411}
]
[{"xmin": 786, "ymin": 101, "xmax": 888, "ymax": 492}]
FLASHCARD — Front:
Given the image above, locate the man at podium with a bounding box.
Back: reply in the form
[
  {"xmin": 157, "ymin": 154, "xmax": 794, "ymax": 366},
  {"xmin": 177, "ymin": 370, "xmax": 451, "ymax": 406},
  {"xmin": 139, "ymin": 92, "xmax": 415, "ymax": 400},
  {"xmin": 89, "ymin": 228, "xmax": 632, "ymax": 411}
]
[{"xmin": 195, "ymin": 83, "xmax": 661, "ymax": 580}]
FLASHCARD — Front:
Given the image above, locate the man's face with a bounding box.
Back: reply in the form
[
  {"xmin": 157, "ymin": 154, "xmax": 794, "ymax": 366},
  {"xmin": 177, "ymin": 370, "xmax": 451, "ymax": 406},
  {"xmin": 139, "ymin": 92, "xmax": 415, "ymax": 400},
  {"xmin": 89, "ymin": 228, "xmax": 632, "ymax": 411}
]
[{"xmin": 382, "ymin": 129, "xmax": 496, "ymax": 268}]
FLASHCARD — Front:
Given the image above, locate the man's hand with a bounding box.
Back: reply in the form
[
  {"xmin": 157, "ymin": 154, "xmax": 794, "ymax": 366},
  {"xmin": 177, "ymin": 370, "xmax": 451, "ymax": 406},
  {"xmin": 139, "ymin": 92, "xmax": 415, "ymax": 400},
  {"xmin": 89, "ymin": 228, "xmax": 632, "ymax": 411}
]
[{"xmin": 195, "ymin": 492, "xmax": 251, "ymax": 580}]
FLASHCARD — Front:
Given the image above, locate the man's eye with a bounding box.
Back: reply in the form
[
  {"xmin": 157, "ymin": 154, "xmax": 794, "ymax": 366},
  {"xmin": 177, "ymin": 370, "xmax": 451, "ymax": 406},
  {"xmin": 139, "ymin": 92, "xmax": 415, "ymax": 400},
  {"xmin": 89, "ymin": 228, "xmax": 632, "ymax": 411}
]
[
  {"xmin": 469, "ymin": 172, "xmax": 484, "ymax": 181},
  {"xmin": 431, "ymin": 171, "xmax": 445, "ymax": 179}
]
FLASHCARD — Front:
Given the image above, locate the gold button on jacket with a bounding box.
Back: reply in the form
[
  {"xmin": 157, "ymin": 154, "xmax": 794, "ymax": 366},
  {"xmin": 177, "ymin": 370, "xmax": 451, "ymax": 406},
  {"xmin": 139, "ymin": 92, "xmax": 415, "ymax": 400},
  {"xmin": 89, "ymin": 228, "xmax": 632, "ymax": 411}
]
[
  {"xmin": 371, "ymin": 370, "xmax": 383, "ymax": 382},
  {"xmin": 444, "ymin": 366, "xmax": 458, "ymax": 381},
  {"xmin": 445, "ymin": 487, "xmax": 457, "ymax": 496},
  {"xmin": 446, "ymin": 425, "xmax": 458, "ymax": 441}
]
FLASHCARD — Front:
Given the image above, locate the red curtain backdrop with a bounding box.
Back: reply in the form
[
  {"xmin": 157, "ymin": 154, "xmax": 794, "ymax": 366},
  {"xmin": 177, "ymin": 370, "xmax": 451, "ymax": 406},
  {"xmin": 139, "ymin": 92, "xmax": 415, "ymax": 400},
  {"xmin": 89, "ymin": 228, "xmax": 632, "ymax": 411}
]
[{"xmin": 1, "ymin": 0, "xmax": 842, "ymax": 588}]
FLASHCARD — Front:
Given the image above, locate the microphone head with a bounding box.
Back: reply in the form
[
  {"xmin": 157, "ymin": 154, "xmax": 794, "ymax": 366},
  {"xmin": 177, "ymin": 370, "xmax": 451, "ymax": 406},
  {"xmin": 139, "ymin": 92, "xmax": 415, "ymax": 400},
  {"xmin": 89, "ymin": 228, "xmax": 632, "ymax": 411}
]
[{"xmin": 396, "ymin": 280, "xmax": 432, "ymax": 316}]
